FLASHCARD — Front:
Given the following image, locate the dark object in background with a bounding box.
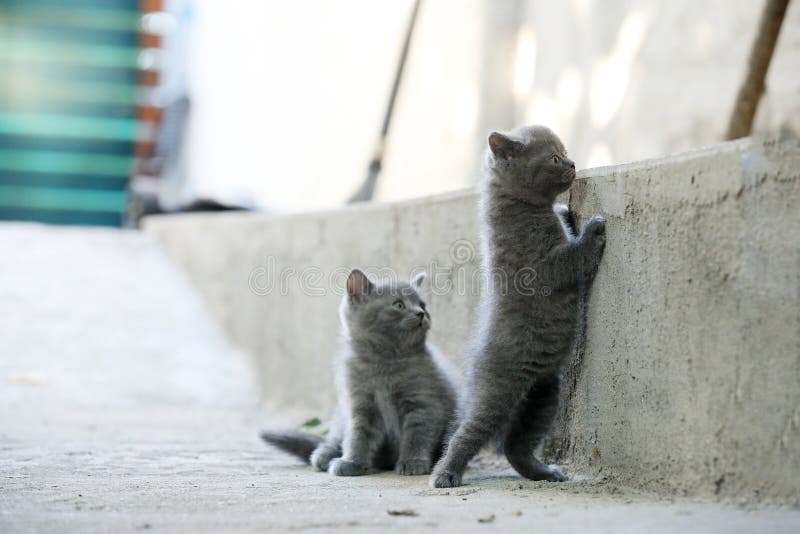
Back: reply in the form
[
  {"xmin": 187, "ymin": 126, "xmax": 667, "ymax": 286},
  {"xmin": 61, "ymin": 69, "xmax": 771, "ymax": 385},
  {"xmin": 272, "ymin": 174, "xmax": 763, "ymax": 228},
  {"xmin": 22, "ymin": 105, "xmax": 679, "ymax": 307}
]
[
  {"xmin": 131, "ymin": 193, "xmax": 250, "ymax": 223},
  {"xmin": 178, "ymin": 199, "xmax": 249, "ymax": 213},
  {"xmin": 726, "ymin": 0, "xmax": 791, "ymax": 140},
  {"xmin": 348, "ymin": 0, "xmax": 422, "ymax": 203}
]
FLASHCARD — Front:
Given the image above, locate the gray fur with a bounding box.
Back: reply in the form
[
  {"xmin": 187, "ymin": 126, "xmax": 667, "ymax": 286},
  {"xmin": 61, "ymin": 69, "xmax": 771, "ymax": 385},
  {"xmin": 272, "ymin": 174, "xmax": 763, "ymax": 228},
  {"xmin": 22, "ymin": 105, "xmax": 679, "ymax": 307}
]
[
  {"xmin": 262, "ymin": 270, "xmax": 458, "ymax": 477},
  {"xmin": 259, "ymin": 430, "xmax": 323, "ymax": 463},
  {"xmin": 430, "ymin": 125, "xmax": 606, "ymax": 488}
]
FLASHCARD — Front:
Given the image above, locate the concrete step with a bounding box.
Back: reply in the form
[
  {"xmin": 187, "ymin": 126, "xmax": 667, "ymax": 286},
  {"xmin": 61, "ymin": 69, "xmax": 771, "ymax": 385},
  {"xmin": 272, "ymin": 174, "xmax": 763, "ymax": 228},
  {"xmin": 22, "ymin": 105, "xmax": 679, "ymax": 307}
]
[{"xmin": 145, "ymin": 136, "xmax": 800, "ymax": 505}]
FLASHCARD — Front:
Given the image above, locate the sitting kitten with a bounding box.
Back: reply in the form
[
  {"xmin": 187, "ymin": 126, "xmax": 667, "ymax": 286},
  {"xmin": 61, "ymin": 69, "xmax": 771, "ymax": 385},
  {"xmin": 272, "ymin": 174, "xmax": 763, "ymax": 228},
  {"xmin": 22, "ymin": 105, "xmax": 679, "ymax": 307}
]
[
  {"xmin": 261, "ymin": 269, "xmax": 458, "ymax": 476},
  {"xmin": 430, "ymin": 125, "xmax": 606, "ymax": 488}
]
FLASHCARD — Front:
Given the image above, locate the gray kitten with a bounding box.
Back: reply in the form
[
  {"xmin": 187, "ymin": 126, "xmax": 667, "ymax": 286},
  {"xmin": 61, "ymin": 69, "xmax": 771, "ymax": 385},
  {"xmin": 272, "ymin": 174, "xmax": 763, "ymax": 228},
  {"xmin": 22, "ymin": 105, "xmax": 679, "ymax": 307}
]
[
  {"xmin": 430, "ymin": 125, "xmax": 606, "ymax": 488},
  {"xmin": 261, "ymin": 269, "xmax": 458, "ymax": 476}
]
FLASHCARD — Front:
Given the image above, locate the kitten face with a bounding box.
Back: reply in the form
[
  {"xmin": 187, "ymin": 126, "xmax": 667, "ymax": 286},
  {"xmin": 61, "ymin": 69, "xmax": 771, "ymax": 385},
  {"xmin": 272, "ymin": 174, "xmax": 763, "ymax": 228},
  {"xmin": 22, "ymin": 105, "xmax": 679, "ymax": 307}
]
[
  {"xmin": 486, "ymin": 125, "xmax": 576, "ymax": 204},
  {"xmin": 342, "ymin": 270, "xmax": 430, "ymax": 348}
]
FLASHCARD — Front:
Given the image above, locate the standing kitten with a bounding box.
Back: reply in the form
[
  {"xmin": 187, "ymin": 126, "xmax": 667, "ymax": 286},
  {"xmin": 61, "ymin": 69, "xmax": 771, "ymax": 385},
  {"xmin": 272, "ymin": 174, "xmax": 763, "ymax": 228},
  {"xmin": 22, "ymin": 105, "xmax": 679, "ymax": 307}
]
[
  {"xmin": 262, "ymin": 269, "xmax": 458, "ymax": 476},
  {"xmin": 430, "ymin": 125, "xmax": 606, "ymax": 488}
]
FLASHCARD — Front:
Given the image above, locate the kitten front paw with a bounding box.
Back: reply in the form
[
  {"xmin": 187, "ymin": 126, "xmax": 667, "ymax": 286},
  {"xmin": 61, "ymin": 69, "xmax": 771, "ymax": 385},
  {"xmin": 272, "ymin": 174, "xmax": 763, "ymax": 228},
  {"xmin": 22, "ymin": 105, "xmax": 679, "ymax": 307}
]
[
  {"xmin": 584, "ymin": 214, "xmax": 606, "ymax": 236},
  {"xmin": 328, "ymin": 458, "xmax": 369, "ymax": 477},
  {"xmin": 429, "ymin": 469, "xmax": 463, "ymax": 488},
  {"xmin": 581, "ymin": 215, "xmax": 606, "ymax": 274},
  {"xmin": 553, "ymin": 203, "xmax": 570, "ymax": 219},
  {"xmin": 310, "ymin": 446, "xmax": 339, "ymax": 472},
  {"xmin": 396, "ymin": 458, "xmax": 431, "ymax": 476}
]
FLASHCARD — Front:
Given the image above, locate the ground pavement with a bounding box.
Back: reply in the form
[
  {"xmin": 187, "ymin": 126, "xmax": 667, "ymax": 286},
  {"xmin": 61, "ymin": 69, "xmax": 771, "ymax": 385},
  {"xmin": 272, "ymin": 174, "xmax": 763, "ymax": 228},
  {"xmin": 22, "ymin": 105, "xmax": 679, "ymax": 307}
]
[{"xmin": 1, "ymin": 224, "xmax": 798, "ymax": 533}]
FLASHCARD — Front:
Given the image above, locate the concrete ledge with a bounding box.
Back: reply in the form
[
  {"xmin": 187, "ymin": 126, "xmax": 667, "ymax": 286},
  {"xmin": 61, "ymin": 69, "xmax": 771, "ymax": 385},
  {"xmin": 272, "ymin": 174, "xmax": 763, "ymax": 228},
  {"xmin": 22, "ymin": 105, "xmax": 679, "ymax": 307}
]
[{"xmin": 144, "ymin": 137, "xmax": 800, "ymax": 504}]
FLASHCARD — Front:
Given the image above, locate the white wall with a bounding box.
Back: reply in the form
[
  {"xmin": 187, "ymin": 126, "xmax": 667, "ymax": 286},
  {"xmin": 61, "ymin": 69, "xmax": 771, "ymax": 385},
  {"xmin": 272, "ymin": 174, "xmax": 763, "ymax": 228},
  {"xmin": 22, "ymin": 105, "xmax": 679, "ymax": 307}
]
[
  {"xmin": 508, "ymin": 0, "xmax": 800, "ymax": 169},
  {"xmin": 182, "ymin": 0, "xmax": 800, "ymax": 211},
  {"xmin": 184, "ymin": 0, "xmax": 421, "ymax": 211}
]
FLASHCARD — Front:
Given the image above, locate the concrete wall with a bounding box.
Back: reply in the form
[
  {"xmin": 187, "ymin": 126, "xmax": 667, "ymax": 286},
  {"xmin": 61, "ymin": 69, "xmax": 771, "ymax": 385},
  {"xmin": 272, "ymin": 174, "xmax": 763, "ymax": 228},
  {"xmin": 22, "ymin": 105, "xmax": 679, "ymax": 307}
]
[
  {"xmin": 557, "ymin": 136, "xmax": 800, "ymax": 505},
  {"xmin": 144, "ymin": 136, "xmax": 800, "ymax": 504}
]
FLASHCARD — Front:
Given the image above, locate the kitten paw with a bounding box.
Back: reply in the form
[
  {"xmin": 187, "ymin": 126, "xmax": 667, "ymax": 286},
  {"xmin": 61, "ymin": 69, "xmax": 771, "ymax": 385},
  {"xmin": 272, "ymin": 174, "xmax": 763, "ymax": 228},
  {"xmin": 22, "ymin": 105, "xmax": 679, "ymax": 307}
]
[
  {"xmin": 328, "ymin": 458, "xmax": 369, "ymax": 477},
  {"xmin": 429, "ymin": 469, "xmax": 463, "ymax": 488},
  {"xmin": 543, "ymin": 464, "xmax": 567, "ymax": 482},
  {"xmin": 396, "ymin": 458, "xmax": 431, "ymax": 476},
  {"xmin": 553, "ymin": 203, "xmax": 570, "ymax": 219},
  {"xmin": 310, "ymin": 446, "xmax": 339, "ymax": 472},
  {"xmin": 581, "ymin": 215, "xmax": 606, "ymax": 273},
  {"xmin": 585, "ymin": 214, "xmax": 606, "ymax": 236}
]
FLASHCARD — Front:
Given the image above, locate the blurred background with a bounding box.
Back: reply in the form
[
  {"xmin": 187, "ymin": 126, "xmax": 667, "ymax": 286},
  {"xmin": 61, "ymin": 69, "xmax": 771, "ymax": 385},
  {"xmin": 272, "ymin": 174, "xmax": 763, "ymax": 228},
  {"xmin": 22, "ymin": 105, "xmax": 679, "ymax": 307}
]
[{"xmin": 1, "ymin": 0, "xmax": 799, "ymax": 224}]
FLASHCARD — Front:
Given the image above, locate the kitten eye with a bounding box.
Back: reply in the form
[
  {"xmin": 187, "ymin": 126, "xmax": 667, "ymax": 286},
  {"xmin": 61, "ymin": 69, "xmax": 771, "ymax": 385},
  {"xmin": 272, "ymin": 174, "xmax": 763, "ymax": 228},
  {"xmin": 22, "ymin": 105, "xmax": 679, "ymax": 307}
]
[
  {"xmin": 552, "ymin": 155, "xmax": 560, "ymax": 164},
  {"xmin": 393, "ymin": 300, "xmax": 405, "ymax": 310}
]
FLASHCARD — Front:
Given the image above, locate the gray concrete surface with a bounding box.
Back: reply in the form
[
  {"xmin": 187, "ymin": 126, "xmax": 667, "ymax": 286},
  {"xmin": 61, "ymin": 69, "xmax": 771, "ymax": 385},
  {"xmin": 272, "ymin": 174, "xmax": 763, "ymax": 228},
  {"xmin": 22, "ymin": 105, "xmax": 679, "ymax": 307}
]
[
  {"xmin": 555, "ymin": 135, "xmax": 800, "ymax": 505},
  {"xmin": 145, "ymin": 136, "xmax": 800, "ymax": 506},
  {"xmin": 3, "ymin": 223, "xmax": 800, "ymax": 532}
]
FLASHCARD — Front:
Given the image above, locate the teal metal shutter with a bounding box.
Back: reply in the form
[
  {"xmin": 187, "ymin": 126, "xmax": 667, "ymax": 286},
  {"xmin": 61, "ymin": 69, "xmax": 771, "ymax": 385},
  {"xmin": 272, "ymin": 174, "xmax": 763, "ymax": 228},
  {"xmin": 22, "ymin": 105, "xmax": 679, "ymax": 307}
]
[{"xmin": 0, "ymin": 0, "xmax": 143, "ymax": 226}]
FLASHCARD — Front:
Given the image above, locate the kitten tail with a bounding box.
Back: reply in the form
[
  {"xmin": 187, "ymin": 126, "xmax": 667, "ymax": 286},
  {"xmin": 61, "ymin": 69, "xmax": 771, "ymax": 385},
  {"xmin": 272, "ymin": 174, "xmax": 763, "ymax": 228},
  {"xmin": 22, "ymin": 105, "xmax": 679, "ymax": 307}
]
[{"xmin": 259, "ymin": 430, "xmax": 323, "ymax": 463}]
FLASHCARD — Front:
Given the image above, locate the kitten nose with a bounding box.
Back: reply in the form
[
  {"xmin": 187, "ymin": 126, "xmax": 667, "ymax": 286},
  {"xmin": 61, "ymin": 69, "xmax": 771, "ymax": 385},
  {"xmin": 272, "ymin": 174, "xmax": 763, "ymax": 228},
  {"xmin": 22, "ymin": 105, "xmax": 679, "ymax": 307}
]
[
  {"xmin": 565, "ymin": 158, "xmax": 575, "ymax": 169},
  {"xmin": 416, "ymin": 312, "xmax": 425, "ymax": 319}
]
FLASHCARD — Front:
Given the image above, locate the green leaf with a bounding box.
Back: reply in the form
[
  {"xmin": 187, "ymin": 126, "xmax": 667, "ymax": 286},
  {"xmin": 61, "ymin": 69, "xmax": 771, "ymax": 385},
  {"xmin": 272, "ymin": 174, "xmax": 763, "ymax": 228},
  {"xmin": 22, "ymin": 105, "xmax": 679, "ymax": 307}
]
[{"xmin": 300, "ymin": 417, "xmax": 322, "ymax": 428}]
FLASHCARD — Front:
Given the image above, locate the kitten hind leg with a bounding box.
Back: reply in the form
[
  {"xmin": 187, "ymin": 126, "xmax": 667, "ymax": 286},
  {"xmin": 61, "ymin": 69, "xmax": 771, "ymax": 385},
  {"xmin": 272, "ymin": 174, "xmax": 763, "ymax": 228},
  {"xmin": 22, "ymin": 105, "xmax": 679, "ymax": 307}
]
[
  {"xmin": 430, "ymin": 386, "xmax": 521, "ymax": 487},
  {"xmin": 503, "ymin": 373, "xmax": 566, "ymax": 482},
  {"xmin": 429, "ymin": 419, "xmax": 490, "ymax": 487}
]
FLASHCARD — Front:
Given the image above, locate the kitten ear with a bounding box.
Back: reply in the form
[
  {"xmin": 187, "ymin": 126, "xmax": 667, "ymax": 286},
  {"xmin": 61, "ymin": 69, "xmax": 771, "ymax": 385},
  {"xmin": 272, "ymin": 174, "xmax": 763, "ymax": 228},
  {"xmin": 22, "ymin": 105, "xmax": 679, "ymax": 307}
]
[
  {"xmin": 488, "ymin": 132, "xmax": 525, "ymax": 160},
  {"xmin": 412, "ymin": 271, "xmax": 427, "ymax": 289},
  {"xmin": 346, "ymin": 269, "xmax": 374, "ymax": 303}
]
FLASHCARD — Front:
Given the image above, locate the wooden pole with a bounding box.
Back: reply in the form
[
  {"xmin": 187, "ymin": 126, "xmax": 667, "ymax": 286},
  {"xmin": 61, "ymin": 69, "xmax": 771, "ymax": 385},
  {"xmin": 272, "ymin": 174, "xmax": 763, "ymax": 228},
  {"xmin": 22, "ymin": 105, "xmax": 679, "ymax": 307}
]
[
  {"xmin": 725, "ymin": 0, "xmax": 791, "ymax": 140},
  {"xmin": 349, "ymin": 0, "xmax": 423, "ymax": 203}
]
